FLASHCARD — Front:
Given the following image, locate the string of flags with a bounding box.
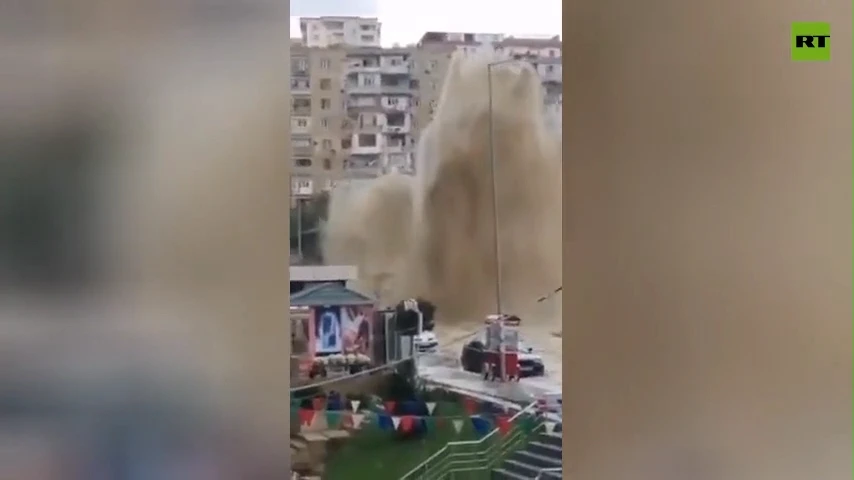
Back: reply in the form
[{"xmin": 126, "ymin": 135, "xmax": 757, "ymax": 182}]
[
  {"xmin": 291, "ymin": 395, "xmax": 508, "ymax": 417},
  {"xmin": 292, "ymin": 397, "xmax": 560, "ymax": 436}
]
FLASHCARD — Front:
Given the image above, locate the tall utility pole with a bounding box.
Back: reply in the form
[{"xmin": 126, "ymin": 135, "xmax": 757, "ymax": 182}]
[
  {"xmin": 486, "ymin": 58, "xmax": 518, "ymax": 316},
  {"xmin": 487, "ymin": 58, "xmax": 524, "ymax": 382}
]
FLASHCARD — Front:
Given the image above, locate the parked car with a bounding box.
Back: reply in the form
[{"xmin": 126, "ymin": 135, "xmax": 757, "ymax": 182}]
[
  {"xmin": 460, "ymin": 337, "xmax": 545, "ymax": 378},
  {"xmin": 413, "ymin": 329, "xmax": 438, "ymax": 353}
]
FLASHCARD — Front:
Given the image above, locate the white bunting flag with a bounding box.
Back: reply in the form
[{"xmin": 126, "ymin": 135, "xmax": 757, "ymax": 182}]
[
  {"xmin": 426, "ymin": 402, "xmax": 437, "ymax": 415},
  {"xmin": 350, "ymin": 413, "xmax": 365, "ymax": 429},
  {"xmin": 452, "ymin": 419, "xmax": 464, "ymax": 434},
  {"xmin": 350, "ymin": 400, "xmax": 361, "ymax": 412},
  {"xmin": 544, "ymin": 421, "xmax": 557, "ymax": 434},
  {"xmin": 392, "ymin": 416, "xmax": 402, "ymax": 430}
]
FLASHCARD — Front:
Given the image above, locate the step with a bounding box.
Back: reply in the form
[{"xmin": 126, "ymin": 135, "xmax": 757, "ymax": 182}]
[
  {"xmin": 512, "ymin": 450, "xmax": 563, "ymax": 470},
  {"xmin": 491, "ymin": 467, "xmax": 533, "ymax": 480},
  {"xmin": 502, "ymin": 458, "xmax": 542, "ymax": 478},
  {"xmin": 527, "ymin": 441, "xmax": 563, "ymax": 461},
  {"xmin": 537, "ymin": 432, "xmax": 563, "ymax": 448},
  {"xmin": 539, "ymin": 469, "xmax": 563, "ymax": 479}
]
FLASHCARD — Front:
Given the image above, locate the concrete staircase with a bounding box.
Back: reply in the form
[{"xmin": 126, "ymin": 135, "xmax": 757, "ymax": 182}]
[{"xmin": 491, "ymin": 431, "xmax": 562, "ymax": 479}]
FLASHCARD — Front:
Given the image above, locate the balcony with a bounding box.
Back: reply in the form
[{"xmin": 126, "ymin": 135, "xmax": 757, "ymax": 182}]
[
  {"xmin": 344, "ymin": 156, "xmax": 383, "ymax": 178},
  {"xmin": 348, "ymin": 62, "xmax": 381, "ymax": 73},
  {"xmin": 292, "ymin": 137, "xmax": 314, "ymax": 156},
  {"xmin": 291, "ymin": 82, "xmax": 311, "ymax": 95},
  {"xmin": 382, "ymin": 123, "xmax": 410, "ymax": 134},
  {"xmin": 380, "ymin": 63, "xmax": 412, "ymax": 75},
  {"xmin": 351, "ymin": 143, "xmax": 382, "ymax": 155},
  {"xmin": 379, "ymin": 84, "xmax": 413, "ymax": 95},
  {"xmin": 345, "ymin": 83, "xmax": 382, "ymax": 95},
  {"xmin": 346, "ymin": 98, "xmax": 381, "ymax": 112},
  {"xmin": 383, "ymin": 143, "xmax": 405, "ymax": 154}
]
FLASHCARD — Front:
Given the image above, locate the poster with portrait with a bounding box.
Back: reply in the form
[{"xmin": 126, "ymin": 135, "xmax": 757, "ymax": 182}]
[
  {"xmin": 314, "ymin": 305, "xmax": 343, "ymax": 354},
  {"xmin": 342, "ymin": 305, "xmax": 373, "ymax": 356}
]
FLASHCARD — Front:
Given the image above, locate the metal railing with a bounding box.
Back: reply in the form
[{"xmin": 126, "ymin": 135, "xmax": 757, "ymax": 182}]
[
  {"xmin": 535, "ymin": 467, "xmax": 562, "ymax": 479},
  {"xmin": 399, "ymin": 400, "xmax": 541, "ymax": 480}
]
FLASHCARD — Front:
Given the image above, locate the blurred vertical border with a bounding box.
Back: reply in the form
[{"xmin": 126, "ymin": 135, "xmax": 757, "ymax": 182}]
[{"xmin": 0, "ymin": 0, "xmax": 292, "ymax": 478}]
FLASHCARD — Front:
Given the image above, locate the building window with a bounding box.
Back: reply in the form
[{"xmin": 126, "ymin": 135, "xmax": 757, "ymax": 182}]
[
  {"xmin": 360, "ymin": 24, "xmax": 374, "ymax": 31},
  {"xmin": 320, "ymin": 78, "xmax": 332, "ymax": 90},
  {"xmin": 322, "ymin": 139, "xmax": 333, "ymax": 149},
  {"xmin": 363, "ymin": 76, "xmax": 375, "ymax": 86},
  {"xmin": 341, "ymin": 138, "xmax": 352, "ymax": 149},
  {"xmin": 292, "ymin": 59, "xmax": 308, "ymax": 72},
  {"xmin": 360, "ymin": 35, "xmax": 375, "ymax": 43},
  {"xmin": 320, "ymin": 98, "xmax": 331, "ymax": 110},
  {"xmin": 294, "ymin": 118, "xmax": 308, "ymax": 128},
  {"xmin": 357, "ymin": 134, "xmax": 377, "ymax": 147},
  {"xmin": 320, "ymin": 58, "xmax": 331, "ymax": 69},
  {"xmin": 323, "ymin": 158, "xmax": 332, "ymax": 170},
  {"xmin": 321, "ymin": 118, "xmax": 329, "ymax": 129},
  {"xmin": 294, "ymin": 158, "xmax": 312, "ymax": 167},
  {"xmin": 430, "ymin": 60, "xmax": 438, "ymax": 70}
]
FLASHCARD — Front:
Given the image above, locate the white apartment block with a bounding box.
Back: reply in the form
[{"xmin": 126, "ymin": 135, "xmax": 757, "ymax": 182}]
[
  {"xmin": 342, "ymin": 47, "xmax": 417, "ymax": 178},
  {"xmin": 289, "ymin": 19, "xmax": 562, "ymax": 193},
  {"xmin": 415, "ymin": 31, "xmax": 563, "ymax": 135},
  {"xmin": 300, "ymin": 16, "xmax": 381, "ymax": 48}
]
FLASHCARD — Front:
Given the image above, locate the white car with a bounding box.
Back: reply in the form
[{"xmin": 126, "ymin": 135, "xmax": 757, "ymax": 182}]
[{"xmin": 413, "ymin": 330, "xmax": 438, "ymax": 353}]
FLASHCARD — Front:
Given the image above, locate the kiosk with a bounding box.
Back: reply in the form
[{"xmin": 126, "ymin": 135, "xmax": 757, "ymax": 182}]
[{"xmin": 482, "ymin": 314, "xmax": 521, "ymax": 382}]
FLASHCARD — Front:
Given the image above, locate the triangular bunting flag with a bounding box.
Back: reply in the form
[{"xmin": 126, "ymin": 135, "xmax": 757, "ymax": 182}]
[
  {"xmin": 544, "ymin": 421, "xmax": 557, "ymax": 434},
  {"xmin": 384, "ymin": 401, "xmax": 396, "ymax": 413},
  {"xmin": 325, "ymin": 410, "xmax": 340, "ymax": 429},
  {"xmin": 496, "ymin": 415, "xmax": 512, "ymax": 436},
  {"xmin": 470, "ymin": 416, "xmax": 491, "ymax": 436},
  {"xmin": 351, "ymin": 413, "xmax": 365, "ymax": 429},
  {"xmin": 350, "ymin": 400, "xmax": 361, "ymax": 412},
  {"xmin": 400, "ymin": 415, "xmax": 415, "ymax": 433},
  {"xmin": 391, "ymin": 416, "xmax": 402, "ymax": 430},
  {"xmin": 424, "ymin": 417, "xmax": 436, "ymax": 431},
  {"xmin": 297, "ymin": 408, "xmax": 316, "ymax": 427},
  {"xmin": 425, "ymin": 402, "xmax": 437, "ymax": 415},
  {"xmin": 451, "ymin": 419, "xmax": 464, "ymax": 434},
  {"xmin": 312, "ymin": 397, "xmax": 325, "ymax": 412},
  {"xmin": 377, "ymin": 414, "xmax": 394, "ymax": 431},
  {"xmin": 462, "ymin": 397, "xmax": 477, "ymax": 415}
]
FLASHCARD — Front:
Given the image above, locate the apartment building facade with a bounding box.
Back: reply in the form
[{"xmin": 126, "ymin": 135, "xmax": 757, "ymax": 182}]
[
  {"xmin": 289, "ymin": 22, "xmax": 562, "ymax": 198},
  {"xmin": 344, "ymin": 47, "xmax": 417, "ymax": 178},
  {"xmin": 290, "ymin": 44, "xmax": 348, "ymax": 199},
  {"xmin": 300, "ymin": 16, "xmax": 381, "ymax": 48}
]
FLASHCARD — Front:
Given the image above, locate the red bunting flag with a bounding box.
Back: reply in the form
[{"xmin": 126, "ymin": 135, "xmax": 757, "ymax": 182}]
[
  {"xmin": 312, "ymin": 396, "xmax": 325, "ymax": 411},
  {"xmin": 298, "ymin": 408, "xmax": 316, "ymax": 426},
  {"xmin": 462, "ymin": 397, "xmax": 477, "ymax": 415},
  {"xmin": 400, "ymin": 415, "xmax": 415, "ymax": 433},
  {"xmin": 384, "ymin": 401, "xmax": 396, "ymax": 413},
  {"xmin": 496, "ymin": 415, "xmax": 512, "ymax": 436}
]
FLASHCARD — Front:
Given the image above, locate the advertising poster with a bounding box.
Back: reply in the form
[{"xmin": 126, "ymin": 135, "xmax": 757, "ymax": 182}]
[
  {"xmin": 342, "ymin": 305, "xmax": 373, "ymax": 356},
  {"xmin": 314, "ymin": 305, "xmax": 343, "ymax": 354}
]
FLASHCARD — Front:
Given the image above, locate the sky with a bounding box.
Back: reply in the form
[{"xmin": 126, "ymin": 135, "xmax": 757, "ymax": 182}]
[{"xmin": 289, "ymin": 0, "xmax": 562, "ymax": 46}]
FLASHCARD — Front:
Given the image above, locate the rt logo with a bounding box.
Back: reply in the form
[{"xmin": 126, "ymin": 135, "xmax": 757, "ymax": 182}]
[{"xmin": 791, "ymin": 22, "xmax": 831, "ymax": 61}]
